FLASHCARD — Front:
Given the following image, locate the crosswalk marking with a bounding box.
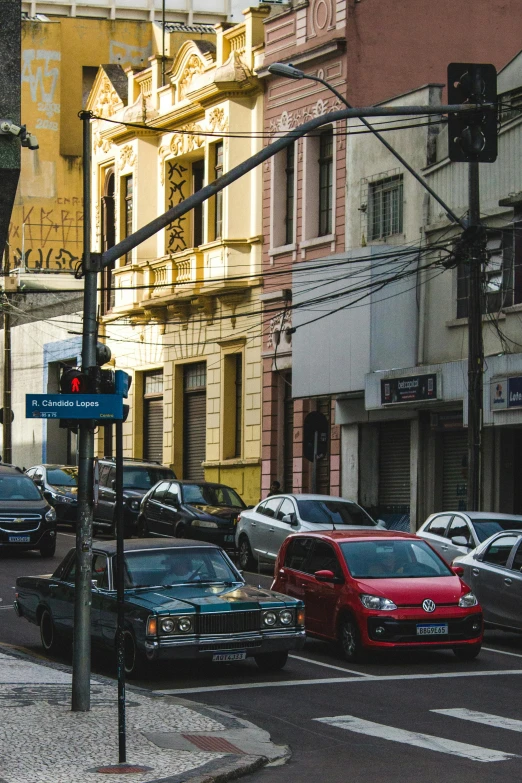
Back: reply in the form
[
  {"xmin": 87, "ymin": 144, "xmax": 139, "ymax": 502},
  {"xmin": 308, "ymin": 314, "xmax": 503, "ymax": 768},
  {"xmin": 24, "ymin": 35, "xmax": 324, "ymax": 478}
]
[
  {"xmin": 433, "ymin": 708, "xmax": 522, "ymax": 733},
  {"xmin": 314, "ymin": 715, "xmax": 518, "ymax": 762}
]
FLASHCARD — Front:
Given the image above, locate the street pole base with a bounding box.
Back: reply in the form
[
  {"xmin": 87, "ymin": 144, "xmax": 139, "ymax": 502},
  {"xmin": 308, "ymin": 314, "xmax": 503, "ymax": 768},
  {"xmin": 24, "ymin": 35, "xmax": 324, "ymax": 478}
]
[{"xmin": 94, "ymin": 764, "xmax": 153, "ymax": 774}]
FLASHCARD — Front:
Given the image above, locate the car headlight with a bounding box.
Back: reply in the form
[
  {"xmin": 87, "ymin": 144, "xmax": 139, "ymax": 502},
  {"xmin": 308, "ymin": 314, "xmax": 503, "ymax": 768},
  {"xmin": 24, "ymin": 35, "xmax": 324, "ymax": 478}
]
[
  {"xmin": 191, "ymin": 519, "xmax": 218, "ymax": 528},
  {"xmin": 359, "ymin": 594, "xmax": 397, "ymax": 611},
  {"xmin": 279, "ymin": 609, "xmax": 294, "ymax": 626},
  {"xmin": 458, "ymin": 591, "xmax": 478, "ymax": 608},
  {"xmin": 45, "ymin": 507, "xmax": 57, "ymax": 522},
  {"xmin": 161, "ymin": 618, "xmax": 175, "ymax": 633},
  {"xmin": 262, "ymin": 611, "xmax": 278, "ymax": 627},
  {"xmin": 128, "ymin": 499, "xmax": 140, "ymax": 511},
  {"xmin": 177, "ymin": 616, "xmax": 193, "ymax": 632}
]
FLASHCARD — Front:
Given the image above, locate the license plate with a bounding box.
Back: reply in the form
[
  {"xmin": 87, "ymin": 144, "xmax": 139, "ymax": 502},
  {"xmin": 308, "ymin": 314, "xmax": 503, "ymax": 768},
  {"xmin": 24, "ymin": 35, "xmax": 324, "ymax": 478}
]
[
  {"xmin": 212, "ymin": 651, "xmax": 247, "ymax": 662},
  {"xmin": 416, "ymin": 623, "xmax": 448, "ymax": 636},
  {"xmin": 224, "ymin": 535, "xmax": 235, "ymax": 543},
  {"xmin": 8, "ymin": 535, "xmax": 30, "ymax": 543}
]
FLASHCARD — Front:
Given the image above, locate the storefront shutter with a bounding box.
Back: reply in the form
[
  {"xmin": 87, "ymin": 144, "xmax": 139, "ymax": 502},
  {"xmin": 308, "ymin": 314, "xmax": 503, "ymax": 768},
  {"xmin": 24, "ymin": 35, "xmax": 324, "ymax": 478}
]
[
  {"xmin": 378, "ymin": 421, "xmax": 411, "ymax": 511},
  {"xmin": 183, "ymin": 392, "xmax": 206, "ymax": 479},
  {"xmin": 283, "ymin": 381, "xmax": 294, "ymax": 492},
  {"xmin": 144, "ymin": 398, "xmax": 163, "ymax": 463},
  {"xmin": 442, "ymin": 430, "xmax": 468, "ymax": 510}
]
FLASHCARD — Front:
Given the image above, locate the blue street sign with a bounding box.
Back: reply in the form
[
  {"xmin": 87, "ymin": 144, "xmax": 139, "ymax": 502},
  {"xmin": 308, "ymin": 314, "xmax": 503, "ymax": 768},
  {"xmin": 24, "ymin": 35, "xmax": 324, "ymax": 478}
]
[{"xmin": 26, "ymin": 394, "xmax": 124, "ymax": 420}]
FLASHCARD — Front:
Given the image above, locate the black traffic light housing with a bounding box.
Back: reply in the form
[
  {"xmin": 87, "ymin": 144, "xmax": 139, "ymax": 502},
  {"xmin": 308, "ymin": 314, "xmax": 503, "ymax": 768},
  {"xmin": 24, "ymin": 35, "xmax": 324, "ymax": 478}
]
[
  {"xmin": 59, "ymin": 367, "xmax": 91, "ymax": 394},
  {"xmin": 447, "ymin": 63, "xmax": 497, "ymax": 162}
]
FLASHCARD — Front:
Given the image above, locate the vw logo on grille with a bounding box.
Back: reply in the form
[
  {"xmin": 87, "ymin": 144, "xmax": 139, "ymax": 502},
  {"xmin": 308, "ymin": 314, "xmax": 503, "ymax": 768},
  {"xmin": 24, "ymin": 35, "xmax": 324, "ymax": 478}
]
[{"xmin": 422, "ymin": 599, "xmax": 436, "ymax": 613}]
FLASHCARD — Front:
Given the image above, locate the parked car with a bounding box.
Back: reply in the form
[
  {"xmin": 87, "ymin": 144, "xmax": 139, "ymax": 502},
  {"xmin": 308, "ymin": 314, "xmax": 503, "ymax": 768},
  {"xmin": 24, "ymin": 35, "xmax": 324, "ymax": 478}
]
[
  {"xmin": 236, "ymin": 493, "xmax": 378, "ymax": 571},
  {"xmin": 0, "ymin": 464, "xmax": 57, "ymax": 557},
  {"xmin": 26, "ymin": 465, "xmax": 78, "ymax": 528},
  {"xmin": 93, "ymin": 458, "xmax": 175, "ymax": 537},
  {"xmin": 417, "ymin": 511, "xmax": 522, "ymax": 564},
  {"xmin": 14, "ymin": 537, "xmax": 305, "ymax": 676},
  {"xmin": 138, "ymin": 480, "xmax": 246, "ymax": 550},
  {"xmin": 453, "ymin": 530, "xmax": 522, "ymax": 632},
  {"xmin": 272, "ymin": 530, "xmax": 483, "ymax": 663}
]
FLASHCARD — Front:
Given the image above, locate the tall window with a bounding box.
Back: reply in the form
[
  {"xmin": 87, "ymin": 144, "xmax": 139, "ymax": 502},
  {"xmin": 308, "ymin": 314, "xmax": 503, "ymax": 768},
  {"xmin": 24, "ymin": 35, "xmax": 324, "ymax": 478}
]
[
  {"xmin": 235, "ymin": 354, "xmax": 243, "ymax": 458},
  {"xmin": 101, "ymin": 169, "xmax": 115, "ymax": 315},
  {"xmin": 318, "ymin": 129, "xmax": 333, "ymax": 236},
  {"xmin": 369, "ymin": 175, "xmax": 403, "ymax": 240},
  {"xmin": 123, "ymin": 175, "xmax": 133, "ymax": 264},
  {"xmin": 192, "ymin": 159, "xmax": 204, "ymax": 247},
  {"xmin": 285, "ymin": 144, "xmax": 295, "ymax": 245},
  {"xmin": 214, "ymin": 142, "xmax": 223, "ymax": 240}
]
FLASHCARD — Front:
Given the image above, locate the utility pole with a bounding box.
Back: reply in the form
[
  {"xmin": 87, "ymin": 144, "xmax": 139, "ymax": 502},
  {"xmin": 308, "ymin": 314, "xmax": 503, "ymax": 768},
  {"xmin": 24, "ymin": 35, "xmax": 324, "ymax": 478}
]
[
  {"xmin": 2, "ymin": 246, "xmax": 12, "ymax": 464},
  {"xmin": 71, "ymin": 112, "xmax": 97, "ymax": 712}
]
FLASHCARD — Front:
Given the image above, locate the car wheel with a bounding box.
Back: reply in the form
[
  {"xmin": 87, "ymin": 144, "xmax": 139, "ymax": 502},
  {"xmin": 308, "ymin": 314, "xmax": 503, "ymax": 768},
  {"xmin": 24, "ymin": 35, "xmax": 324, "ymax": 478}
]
[
  {"xmin": 453, "ymin": 643, "xmax": 481, "ymax": 661},
  {"xmin": 238, "ymin": 535, "xmax": 256, "ymax": 571},
  {"xmin": 40, "ymin": 608, "xmax": 60, "ymax": 654},
  {"xmin": 123, "ymin": 630, "xmax": 147, "ymax": 678},
  {"xmin": 40, "ymin": 537, "xmax": 56, "ymax": 558},
  {"xmin": 338, "ymin": 615, "xmax": 364, "ymax": 663},
  {"xmin": 254, "ymin": 651, "xmax": 288, "ymax": 672}
]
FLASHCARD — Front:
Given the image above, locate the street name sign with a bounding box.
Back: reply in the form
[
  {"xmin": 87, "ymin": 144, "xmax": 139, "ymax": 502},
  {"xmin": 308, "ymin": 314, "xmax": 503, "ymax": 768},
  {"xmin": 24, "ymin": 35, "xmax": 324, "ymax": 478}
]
[{"xmin": 26, "ymin": 394, "xmax": 124, "ymax": 420}]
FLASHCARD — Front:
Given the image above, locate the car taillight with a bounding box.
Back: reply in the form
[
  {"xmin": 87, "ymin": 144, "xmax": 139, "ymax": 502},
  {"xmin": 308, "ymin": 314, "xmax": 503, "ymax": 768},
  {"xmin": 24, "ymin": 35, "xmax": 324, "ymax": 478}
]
[{"xmin": 237, "ymin": 513, "xmax": 242, "ymax": 523}]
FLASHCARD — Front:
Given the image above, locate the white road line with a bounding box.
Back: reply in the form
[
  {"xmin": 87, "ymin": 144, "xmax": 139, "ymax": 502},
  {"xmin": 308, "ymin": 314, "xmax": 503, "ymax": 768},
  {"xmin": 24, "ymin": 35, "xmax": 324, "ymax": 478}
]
[
  {"xmin": 0, "ymin": 606, "xmax": 13, "ymax": 610},
  {"xmin": 289, "ymin": 654, "xmax": 373, "ymax": 677},
  {"xmin": 59, "ymin": 533, "xmax": 76, "ymax": 539},
  {"xmin": 433, "ymin": 708, "xmax": 522, "ymax": 733},
  {"xmin": 314, "ymin": 715, "xmax": 518, "ymax": 763},
  {"xmin": 483, "ymin": 646, "xmax": 522, "ymax": 660},
  {"xmin": 155, "ymin": 668, "xmax": 522, "ymax": 695}
]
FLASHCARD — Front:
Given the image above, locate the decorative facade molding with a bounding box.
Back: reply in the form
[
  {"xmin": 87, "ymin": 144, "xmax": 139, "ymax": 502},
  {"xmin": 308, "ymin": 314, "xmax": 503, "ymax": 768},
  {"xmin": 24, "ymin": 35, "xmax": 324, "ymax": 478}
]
[
  {"xmin": 267, "ymin": 310, "xmax": 292, "ymax": 349},
  {"xmin": 94, "ymin": 75, "xmax": 122, "ymax": 119},
  {"xmin": 178, "ymin": 54, "xmax": 205, "ymax": 99},
  {"xmin": 119, "ymin": 144, "xmax": 136, "ymax": 169},
  {"xmin": 268, "ymin": 96, "xmax": 343, "ymax": 136}
]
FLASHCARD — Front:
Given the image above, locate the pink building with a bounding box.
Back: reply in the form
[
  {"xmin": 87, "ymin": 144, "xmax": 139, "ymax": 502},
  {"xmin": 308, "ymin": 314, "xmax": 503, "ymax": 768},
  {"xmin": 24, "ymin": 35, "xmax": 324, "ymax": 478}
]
[{"xmin": 258, "ymin": 0, "xmax": 522, "ymax": 499}]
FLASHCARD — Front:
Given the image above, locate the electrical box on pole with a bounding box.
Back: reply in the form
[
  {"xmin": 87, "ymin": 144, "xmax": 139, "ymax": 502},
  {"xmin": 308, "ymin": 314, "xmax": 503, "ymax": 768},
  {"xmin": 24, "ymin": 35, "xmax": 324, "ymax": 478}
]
[{"xmin": 447, "ymin": 63, "xmax": 497, "ymax": 162}]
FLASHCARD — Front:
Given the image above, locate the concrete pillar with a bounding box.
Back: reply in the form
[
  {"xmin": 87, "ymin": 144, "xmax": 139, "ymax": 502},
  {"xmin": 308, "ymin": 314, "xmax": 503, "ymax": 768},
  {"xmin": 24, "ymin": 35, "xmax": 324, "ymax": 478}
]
[
  {"xmin": 341, "ymin": 423, "xmax": 359, "ymax": 501},
  {"xmin": 410, "ymin": 417, "xmax": 420, "ymax": 531}
]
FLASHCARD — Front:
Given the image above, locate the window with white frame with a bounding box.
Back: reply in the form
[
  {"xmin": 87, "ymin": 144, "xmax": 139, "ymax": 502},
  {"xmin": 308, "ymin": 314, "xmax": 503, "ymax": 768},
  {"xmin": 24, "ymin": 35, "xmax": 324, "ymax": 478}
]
[
  {"xmin": 271, "ymin": 144, "xmax": 296, "ymax": 249},
  {"xmin": 365, "ymin": 173, "xmax": 403, "ymax": 241},
  {"xmin": 302, "ymin": 126, "xmax": 335, "ymax": 241}
]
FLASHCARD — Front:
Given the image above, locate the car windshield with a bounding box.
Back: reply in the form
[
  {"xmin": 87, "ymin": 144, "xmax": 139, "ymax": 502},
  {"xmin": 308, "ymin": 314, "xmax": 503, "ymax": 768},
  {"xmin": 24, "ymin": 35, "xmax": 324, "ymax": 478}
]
[
  {"xmin": 340, "ymin": 539, "xmax": 452, "ymax": 579},
  {"xmin": 116, "ymin": 547, "xmax": 240, "ymax": 587},
  {"xmin": 296, "ymin": 499, "xmax": 376, "ymax": 527},
  {"xmin": 182, "ymin": 483, "xmax": 244, "ymax": 508},
  {"xmin": 473, "ymin": 519, "xmax": 522, "ymax": 543},
  {"xmin": 123, "ymin": 467, "xmax": 174, "ymax": 490},
  {"xmin": 0, "ymin": 475, "xmax": 42, "ymax": 501},
  {"xmin": 47, "ymin": 467, "xmax": 78, "ymax": 487}
]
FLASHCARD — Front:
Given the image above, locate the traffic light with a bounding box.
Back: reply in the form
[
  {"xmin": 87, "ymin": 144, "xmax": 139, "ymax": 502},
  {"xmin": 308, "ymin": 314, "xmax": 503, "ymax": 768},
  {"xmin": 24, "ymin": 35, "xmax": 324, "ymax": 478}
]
[
  {"xmin": 60, "ymin": 367, "xmax": 91, "ymax": 394},
  {"xmin": 86, "ymin": 343, "xmax": 115, "ymax": 394},
  {"xmin": 447, "ymin": 63, "xmax": 497, "ymax": 162}
]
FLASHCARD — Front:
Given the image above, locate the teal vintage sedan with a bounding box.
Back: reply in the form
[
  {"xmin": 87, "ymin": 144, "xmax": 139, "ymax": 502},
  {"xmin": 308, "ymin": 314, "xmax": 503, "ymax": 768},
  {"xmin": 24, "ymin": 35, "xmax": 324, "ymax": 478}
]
[{"xmin": 14, "ymin": 538, "xmax": 306, "ymax": 676}]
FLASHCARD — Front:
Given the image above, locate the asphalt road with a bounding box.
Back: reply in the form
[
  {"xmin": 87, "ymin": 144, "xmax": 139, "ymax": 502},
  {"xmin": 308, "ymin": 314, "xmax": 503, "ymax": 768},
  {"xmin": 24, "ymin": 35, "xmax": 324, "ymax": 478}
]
[{"xmin": 3, "ymin": 530, "xmax": 522, "ymax": 783}]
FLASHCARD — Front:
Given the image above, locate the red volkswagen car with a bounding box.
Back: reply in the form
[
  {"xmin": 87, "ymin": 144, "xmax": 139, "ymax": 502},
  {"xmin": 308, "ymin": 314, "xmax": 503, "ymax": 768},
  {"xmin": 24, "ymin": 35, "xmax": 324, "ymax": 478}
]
[{"xmin": 272, "ymin": 530, "xmax": 483, "ymax": 662}]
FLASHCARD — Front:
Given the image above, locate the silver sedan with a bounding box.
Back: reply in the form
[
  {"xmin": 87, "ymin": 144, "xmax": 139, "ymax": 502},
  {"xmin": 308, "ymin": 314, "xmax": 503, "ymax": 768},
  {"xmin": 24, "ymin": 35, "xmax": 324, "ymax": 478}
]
[
  {"xmin": 454, "ymin": 530, "xmax": 522, "ymax": 632},
  {"xmin": 416, "ymin": 511, "xmax": 522, "ymax": 564}
]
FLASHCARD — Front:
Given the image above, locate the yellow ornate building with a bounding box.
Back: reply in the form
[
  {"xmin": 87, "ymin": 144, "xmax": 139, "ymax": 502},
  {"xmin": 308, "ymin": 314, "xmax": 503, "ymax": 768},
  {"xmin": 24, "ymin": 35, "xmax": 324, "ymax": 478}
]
[{"xmin": 87, "ymin": 9, "xmax": 268, "ymax": 504}]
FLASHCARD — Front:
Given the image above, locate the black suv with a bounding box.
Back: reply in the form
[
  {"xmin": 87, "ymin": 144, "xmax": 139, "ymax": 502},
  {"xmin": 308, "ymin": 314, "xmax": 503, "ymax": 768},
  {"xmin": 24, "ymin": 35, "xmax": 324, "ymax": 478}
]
[
  {"xmin": 138, "ymin": 479, "xmax": 246, "ymax": 550},
  {"xmin": 0, "ymin": 465, "xmax": 57, "ymax": 557},
  {"xmin": 93, "ymin": 458, "xmax": 175, "ymax": 537},
  {"xmin": 26, "ymin": 465, "xmax": 78, "ymax": 528}
]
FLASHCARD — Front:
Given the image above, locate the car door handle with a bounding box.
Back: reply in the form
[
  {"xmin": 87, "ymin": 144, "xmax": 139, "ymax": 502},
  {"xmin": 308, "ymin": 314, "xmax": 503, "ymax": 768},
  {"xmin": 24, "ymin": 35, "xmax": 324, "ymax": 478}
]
[
  {"xmin": 472, "ymin": 568, "xmax": 480, "ymax": 576},
  {"xmin": 269, "ymin": 527, "xmax": 275, "ymax": 532},
  {"xmin": 251, "ymin": 521, "xmax": 256, "ymax": 527},
  {"xmin": 504, "ymin": 577, "xmax": 513, "ymax": 585},
  {"xmin": 440, "ymin": 545, "xmax": 448, "ymax": 550}
]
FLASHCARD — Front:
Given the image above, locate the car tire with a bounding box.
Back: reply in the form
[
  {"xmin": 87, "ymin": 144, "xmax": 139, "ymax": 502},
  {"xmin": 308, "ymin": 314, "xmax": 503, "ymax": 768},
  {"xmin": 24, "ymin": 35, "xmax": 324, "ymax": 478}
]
[
  {"xmin": 453, "ymin": 643, "xmax": 481, "ymax": 661},
  {"xmin": 254, "ymin": 651, "xmax": 288, "ymax": 672},
  {"xmin": 40, "ymin": 537, "xmax": 56, "ymax": 558},
  {"xmin": 40, "ymin": 608, "xmax": 60, "ymax": 654},
  {"xmin": 338, "ymin": 615, "xmax": 364, "ymax": 663},
  {"xmin": 238, "ymin": 535, "xmax": 256, "ymax": 571},
  {"xmin": 123, "ymin": 630, "xmax": 147, "ymax": 678}
]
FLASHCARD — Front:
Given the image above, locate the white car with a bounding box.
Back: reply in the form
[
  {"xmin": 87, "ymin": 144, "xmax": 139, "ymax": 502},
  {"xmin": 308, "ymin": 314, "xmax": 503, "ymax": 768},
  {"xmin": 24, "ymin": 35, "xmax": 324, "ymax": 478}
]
[
  {"xmin": 417, "ymin": 511, "xmax": 522, "ymax": 564},
  {"xmin": 235, "ymin": 493, "xmax": 378, "ymax": 570}
]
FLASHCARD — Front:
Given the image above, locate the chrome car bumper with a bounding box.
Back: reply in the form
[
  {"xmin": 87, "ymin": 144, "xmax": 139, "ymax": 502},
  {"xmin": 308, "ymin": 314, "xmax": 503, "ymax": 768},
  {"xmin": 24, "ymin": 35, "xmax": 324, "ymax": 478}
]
[{"xmin": 144, "ymin": 628, "xmax": 306, "ymax": 660}]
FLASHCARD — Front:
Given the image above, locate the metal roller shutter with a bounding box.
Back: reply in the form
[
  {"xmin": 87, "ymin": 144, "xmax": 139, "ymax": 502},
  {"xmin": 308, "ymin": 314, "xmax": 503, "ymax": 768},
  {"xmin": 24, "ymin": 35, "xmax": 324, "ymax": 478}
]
[
  {"xmin": 442, "ymin": 430, "xmax": 468, "ymax": 510},
  {"xmin": 283, "ymin": 379, "xmax": 294, "ymax": 492},
  {"xmin": 184, "ymin": 391, "xmax": 206, "ymax": 480},
  {"xmin": 144, "ymin": 398, "xmax": 163, "ymax": 463},
  {"xmin": 378, "ymin": 421, "xmax": 411, "ymax": 510}
]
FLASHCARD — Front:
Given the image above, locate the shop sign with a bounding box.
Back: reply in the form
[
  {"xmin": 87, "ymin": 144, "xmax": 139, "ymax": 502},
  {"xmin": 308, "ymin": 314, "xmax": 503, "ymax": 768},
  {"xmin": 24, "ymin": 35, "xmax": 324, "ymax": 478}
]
[
  {"xmin": 491, "ymin": 377, "xmax": 522, "ymax": 410},
  {"xmin": 381, "ymin": 373, "xmax": 438, "ymax": 405}
]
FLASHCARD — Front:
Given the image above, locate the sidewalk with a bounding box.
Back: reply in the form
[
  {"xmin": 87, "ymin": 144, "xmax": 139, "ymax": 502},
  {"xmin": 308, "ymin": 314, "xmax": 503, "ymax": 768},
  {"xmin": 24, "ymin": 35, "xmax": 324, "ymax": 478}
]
[{"xmin": 0, "ymin": 647, "xmax": 288, "ymax": 783}]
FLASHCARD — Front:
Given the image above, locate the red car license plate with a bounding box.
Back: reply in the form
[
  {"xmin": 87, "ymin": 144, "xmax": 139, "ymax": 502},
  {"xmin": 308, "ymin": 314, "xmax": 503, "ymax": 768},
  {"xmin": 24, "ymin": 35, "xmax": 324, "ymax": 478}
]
[{"xmin": 416, "ymin": 624, "xmax": 448, "ymax": 636}]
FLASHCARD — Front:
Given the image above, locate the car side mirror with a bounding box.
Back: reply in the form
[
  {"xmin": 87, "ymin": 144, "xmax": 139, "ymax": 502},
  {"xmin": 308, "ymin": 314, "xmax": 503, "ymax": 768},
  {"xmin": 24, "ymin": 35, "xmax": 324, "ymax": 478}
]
[
  {"xmin": 33, "ymin": 477, "xmax": 43, "ymax": 486},
  {"xmin": 282, "ymin": 513, "xmax": 298, "ymax": 527},
  {"xmin": 452, "ymin": 565, "xmax": 465, "ymax": 577},
  {"xmin": 451, "ymin": 536, "xmax": 471, "ymax": 547},
  {"xmin": 314, "ymin": 569, "xmax": 336, "ymax": 582},
  {"xmin": 376, "ymin": 519, "xmax": 386, "ymax": 529}
]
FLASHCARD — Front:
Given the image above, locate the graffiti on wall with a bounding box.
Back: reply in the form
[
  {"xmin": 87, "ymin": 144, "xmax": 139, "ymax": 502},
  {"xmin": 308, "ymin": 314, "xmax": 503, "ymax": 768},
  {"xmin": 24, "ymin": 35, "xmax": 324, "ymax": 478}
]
[
  {"xmin": 110, "ymin": 40, "xmax": 151, "ymax": 68},
  {"xmin": 166, "ymin": 161, "xmax": 188, "ymax": 254},
  {"xmin": 8, "ymin": 204, "xmax": 83, "ymax": 271},
  {"xmin": 22, "ymin": 49, "xmax": 61, "ymax": 132}
]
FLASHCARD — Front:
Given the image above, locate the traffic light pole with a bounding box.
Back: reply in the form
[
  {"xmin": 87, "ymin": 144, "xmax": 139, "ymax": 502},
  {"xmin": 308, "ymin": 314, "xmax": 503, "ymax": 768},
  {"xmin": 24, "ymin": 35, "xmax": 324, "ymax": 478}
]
[
  {"xmin": 115, "ymin": 419, "xmax": 127, "ymax": 762},
  {"xmin": 467, "ymin": 162, "xmax": 485, "ymax": 511},
  {"xmin": 72, "ymin": 112, "xmax": 97, "ymax": 712}
]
